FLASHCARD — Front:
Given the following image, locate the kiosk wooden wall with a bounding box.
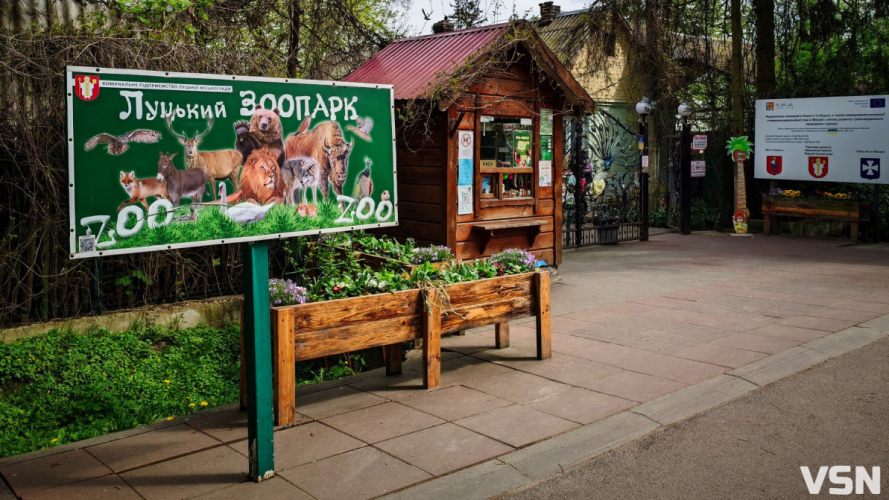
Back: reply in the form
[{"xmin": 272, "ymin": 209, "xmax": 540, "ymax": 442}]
[{"xmin": 382, "ymin": 47, "xmax": 568, "ymax": 265}]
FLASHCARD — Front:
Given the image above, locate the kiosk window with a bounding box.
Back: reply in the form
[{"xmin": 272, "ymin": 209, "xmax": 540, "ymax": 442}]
[
  {"xmin": 478, "ymin": 115, "xmax": 535, "ymax": 204},
  {"xmin": 480, "ymin": 116, "xmax": 534, "ymax": 168}
]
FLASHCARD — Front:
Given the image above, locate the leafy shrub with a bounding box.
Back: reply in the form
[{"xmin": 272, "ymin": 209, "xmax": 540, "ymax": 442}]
[
  {"xmin": 0, "ymin": 323, "xmax": 371, "ymax": 459},
  {"xmin": 350, "ymin": 233, "xmax": 416, "ymax": 262},
  {"xmin": 0, "ymin": 324, "xmax": 241, "ymax": 458},
  {"xmin": 410, "ymin": 245, "xmax": 454, "ymax": 264},
  {"xmin": 691, "ymin": 200, "xmax": 720, "ymax": 231},
  {"xmin": 650, "ymin": 209, "xmax": 668, "ymax": 228}
]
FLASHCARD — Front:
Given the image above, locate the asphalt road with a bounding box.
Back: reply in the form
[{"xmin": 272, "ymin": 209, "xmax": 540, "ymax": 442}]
[{"xmin": 504, "ymin": 337, "xmax": 889, "ymax": 499}]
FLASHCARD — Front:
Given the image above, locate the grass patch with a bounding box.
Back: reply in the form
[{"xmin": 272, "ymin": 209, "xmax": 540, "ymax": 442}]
[
  {"xmin": 0, "ymin": 323, "xmax": 369, "ymax": 458},
  {"xmin": 105, "ymin": 201, "xmax": 389, "ymax": 250}
]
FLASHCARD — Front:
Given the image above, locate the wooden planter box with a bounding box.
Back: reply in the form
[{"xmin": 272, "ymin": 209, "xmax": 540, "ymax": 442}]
[
  {"xmin": 762, "ymin": 196, "xmax": 871, "ymax": 242},
  {"xmin": 242, "ymin": 271, "xmax": 551, "ymax": 425}
]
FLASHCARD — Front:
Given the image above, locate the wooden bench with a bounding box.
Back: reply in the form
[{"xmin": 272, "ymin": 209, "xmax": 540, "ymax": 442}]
[{"xmin": 762, "ymin": 197, "xmax": 871, "ymax": 242}]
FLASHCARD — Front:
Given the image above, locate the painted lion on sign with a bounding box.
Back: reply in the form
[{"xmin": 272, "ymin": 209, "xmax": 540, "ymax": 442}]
[{"xmin": 228, "ymin": 149, "xmax": 284, "ymax": 205}]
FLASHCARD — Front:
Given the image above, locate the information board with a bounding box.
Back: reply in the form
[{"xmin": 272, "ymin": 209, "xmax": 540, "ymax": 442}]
[
  {"xmin": 754, "ymin": 96, "xmax": 889, "ymax": 183},
  {"xmin": 67, "ymin": 67, "xmax": 397, "ymax": 258}
]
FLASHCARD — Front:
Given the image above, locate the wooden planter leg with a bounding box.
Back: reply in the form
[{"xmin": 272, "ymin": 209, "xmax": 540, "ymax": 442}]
[
  {"xmin": 495, "ymin": 322, "xmax": 510, "ymax": 348},
  {"xmin": 384, "ymin": 344, "xmax": 403, "ymax": 375},
  {"xmin": 423, "ymin": 289, "xmax": 442, "ymax": 389},
  {"xmin": 535, "ymin": 271, "xmax": 552, "ymax": 360},
  {"xmin": 763, "ymin": 215, "xmax": 770, "ymax": 236},
  {"xmin": 272, "ymin": 309, "xmax": 297, "ymax": 426},
  {"xmin": 851, "ymin": 222, "xmax": 859, "ymax": 243}
]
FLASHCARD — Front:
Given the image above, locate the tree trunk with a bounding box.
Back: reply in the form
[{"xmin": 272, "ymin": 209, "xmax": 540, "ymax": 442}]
[
  {"xmin": 730, "ymin": 0, "xmax": 744, "ymax": 136},
  {"xmin": 754, "ymin": 0, "xmax": 776, "ymax": 98},
  {"xmin": 287, "ymin": 0, "xmax": 301, "ymax": 79}
]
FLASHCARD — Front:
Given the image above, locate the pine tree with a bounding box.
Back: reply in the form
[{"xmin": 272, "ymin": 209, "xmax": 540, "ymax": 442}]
[{"xmin": 450, "ymin": 0, "xmax": 486, "ymax": 29}]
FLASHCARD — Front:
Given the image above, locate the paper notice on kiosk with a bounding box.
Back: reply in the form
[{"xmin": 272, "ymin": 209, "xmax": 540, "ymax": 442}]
[
  {"xmin": 755, "ymin": 95, "xmax": 889, "ymax": 184},
  {"xmin": 539, "ymin": 161, "xmax": 552, "ymax": 187},
  {"xmin": 458, "ymin": 185, "xmax": 473, "ymax": 215}
]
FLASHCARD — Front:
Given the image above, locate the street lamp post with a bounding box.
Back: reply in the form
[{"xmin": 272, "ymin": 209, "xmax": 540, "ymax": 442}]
[
  {"xmin": 678, "ymin": 103, "xmax": 692, "ymax": 235},
  {"xmin": 636, "ymin": 98, "xmax": 652, "ymax": 242}
]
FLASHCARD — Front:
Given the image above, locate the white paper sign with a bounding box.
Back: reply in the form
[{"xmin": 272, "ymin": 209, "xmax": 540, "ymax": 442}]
[
  {"xmin": 458, "ymin": 131, "xmax": 473, "ymax": 160},
  {"xmin": 692, "ymin": 134, "xmax": 708, "ymax": 150},
  {"xmin": 755, "ymin": 95, "xmax": 889, "ymax": 183},
  {"xmin": 457, "ymin": 185, "xmax": 473, "ymax": 215},
  {"xmin": 539, "ymin": 160, "xmax": 552, "ymax": 187},
  {"xmin": 691, "ymin": 160, "xmax": 706, "ymax": 177},
  {"xmin": 642, "ymin": 155, "xmax": 649, "ymax": 168}
]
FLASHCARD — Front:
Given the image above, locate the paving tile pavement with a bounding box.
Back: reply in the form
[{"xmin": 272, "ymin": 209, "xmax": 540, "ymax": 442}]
[
  {"xmin": 0, "ymin": 449, "xmax": 112, "ymax": 499},
  {"xmin": 278, "ymin": 446, "xmax": 431, "ymax": 500},
  {"xmin": 229, "ymin": 422, "xmax": 364, "ymax": 471},
  {"xmin": 119, "ymin": 446, "xmax": 247, "ymax": 500},
  {"xmin": 397, "ymin": 385, "xmax": 513, "ymax": 421},
  {"xmin": 455, "ymin": 405, "xmax": 580, "ymax": 448},
  {"xmin": 321, "ymin": 402, "xmax": 444, "ymax": 444},
  {"xmin": 87, "ymin": 424, "xmax": 219, "ymax": 473},
  {"xmin": 375, "ymin": 423, "xmax": 514, "ymax": 476},
  {"xmin": 6, "ymin": 234, "xmax": 889, "ymax": 500}
]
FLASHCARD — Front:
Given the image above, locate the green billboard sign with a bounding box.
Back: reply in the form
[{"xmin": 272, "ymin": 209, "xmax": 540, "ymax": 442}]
[{"xmin": 66, "ymin": 67, "xmax": 397, "ymax": 259}]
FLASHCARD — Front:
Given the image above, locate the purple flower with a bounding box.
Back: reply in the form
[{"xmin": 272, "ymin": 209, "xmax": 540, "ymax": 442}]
[{"xmin": 269, "ymin": 279, "xmax": 307, "ymax": 306}]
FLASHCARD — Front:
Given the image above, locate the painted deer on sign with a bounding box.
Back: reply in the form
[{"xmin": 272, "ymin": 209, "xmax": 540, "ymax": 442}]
[{"xmin": 167, "ymin": 113, "xmax": 242, "ymax": 200}]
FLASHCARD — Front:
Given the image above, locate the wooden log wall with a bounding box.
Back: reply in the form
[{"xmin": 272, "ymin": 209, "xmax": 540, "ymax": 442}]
[{"xmin": 451, "ymin": 50, "xmax": 567, "ymax": 265}]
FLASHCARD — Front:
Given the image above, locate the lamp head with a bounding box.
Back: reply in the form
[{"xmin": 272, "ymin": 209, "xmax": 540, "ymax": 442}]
[
  {"xmin": 635, "ymin": 97, "xmax": 652, "ymax": 116},
  {"xmin": 678, "ymin": 102, "xmax": 692, "ymax": 117}
]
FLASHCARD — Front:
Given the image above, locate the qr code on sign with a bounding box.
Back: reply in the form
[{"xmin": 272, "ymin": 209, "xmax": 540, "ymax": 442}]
[{"xmin": 78, "ymin": 235, "xmax": 97, "ymax": 253}]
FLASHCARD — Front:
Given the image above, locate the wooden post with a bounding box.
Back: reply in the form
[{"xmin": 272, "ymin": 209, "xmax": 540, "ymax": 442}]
[
  {"xmin": 272, "ymin": 309, "xmax": 296, "ymax": 426},
  {"xmin": 763, "ymin": 214, "xmax": 771, "ymax": 237},
  {"xmin": 384, "ymin": 344, "xmax": 403, "ymax": 376},
  {"xmin": 423, "ymin": 289, "xmax": 442, "ymax": 389},
  {"xmin": 242, "ymin": 241, "xmax": 275, "ymax": 482},
  {"xmin": 535, "ymin": 271, "xmax": 552, "ymax": 360},
  {"xmin": 495, "ymin": 322, "xmax": 510, "ymax": 348},
  {"xmin": 851, "ymin": 222, "xmax": 859, "ymax": 243}
]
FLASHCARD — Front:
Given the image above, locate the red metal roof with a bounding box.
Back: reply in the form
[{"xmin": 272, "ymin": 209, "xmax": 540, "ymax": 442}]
[{"xmin": 343, "ymin": 23, "xmax": 511, "ymax": 100}]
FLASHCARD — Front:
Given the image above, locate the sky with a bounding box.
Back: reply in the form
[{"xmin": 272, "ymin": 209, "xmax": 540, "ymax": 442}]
[{"xmin": 400, "ymin": 0, "xmax": 590, "ymax": 36}]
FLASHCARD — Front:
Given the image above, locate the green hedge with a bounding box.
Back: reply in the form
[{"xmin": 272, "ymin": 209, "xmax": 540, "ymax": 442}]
[{"xmin": 0, "ymin": 325, "xmax": 241, "ymax": 458}]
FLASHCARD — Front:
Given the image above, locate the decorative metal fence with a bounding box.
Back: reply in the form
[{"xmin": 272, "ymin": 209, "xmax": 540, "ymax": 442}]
[{"xmin": 562, "ymin": 108, "xmax": 642, "ymax": 248}]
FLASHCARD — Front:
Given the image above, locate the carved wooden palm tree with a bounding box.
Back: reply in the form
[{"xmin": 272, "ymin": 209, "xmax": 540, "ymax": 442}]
[{"xmin": 726, "ymin": 136, "xmax": 754, "ymax": 233}]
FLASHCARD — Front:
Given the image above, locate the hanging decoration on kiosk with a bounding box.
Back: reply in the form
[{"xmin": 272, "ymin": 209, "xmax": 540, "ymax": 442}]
[
  {"xmin": 727, "ymin": 136, "xmax": 754, "ymax": 234},
  {"xmin": 66, "ymin": 67, "xmax": 397, "ymax": 259}
]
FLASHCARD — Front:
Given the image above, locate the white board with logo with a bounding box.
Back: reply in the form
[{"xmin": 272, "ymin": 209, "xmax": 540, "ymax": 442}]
[
  {"xmin": 754, "ymin": 95, "xmax": 889, "ymax": 184},
  {"xmin": 691, "ymin": 160, "xmax": 706, "ymax": 178}
]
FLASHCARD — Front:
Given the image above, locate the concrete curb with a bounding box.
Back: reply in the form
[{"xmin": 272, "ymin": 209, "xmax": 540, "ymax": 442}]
[{"xmin": 381, "ymin": 316, "xmax": 889, "ymax": 500}]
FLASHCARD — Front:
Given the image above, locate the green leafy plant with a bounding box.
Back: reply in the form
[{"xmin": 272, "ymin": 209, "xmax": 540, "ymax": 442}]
[{"xmin": 0, "ymin": 324, "xmax": 240, "ymax": 458}]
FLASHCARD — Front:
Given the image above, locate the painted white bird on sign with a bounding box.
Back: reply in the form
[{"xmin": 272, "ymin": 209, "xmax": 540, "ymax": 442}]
[{"xmin": 217, "ymin": 183, "xmax": 275, "ymax": 224}]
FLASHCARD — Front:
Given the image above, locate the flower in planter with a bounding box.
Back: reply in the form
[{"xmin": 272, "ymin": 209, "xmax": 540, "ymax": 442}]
[
  {"xmin": 411, "ymin": 245, "xmax": 455, "ymax": 265},
  {"xmin": 269, "ymin": 279, "xmax": 308, "ymax": 306},
  {"xmin": 490, "ymin": 249, "xmax": 537, "ymax": 274}
]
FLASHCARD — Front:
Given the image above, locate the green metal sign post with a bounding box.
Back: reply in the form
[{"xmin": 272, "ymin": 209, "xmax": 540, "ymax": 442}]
[{"xmin": 242, "ymin": 241, "xmax": 274, "ymax": 481}]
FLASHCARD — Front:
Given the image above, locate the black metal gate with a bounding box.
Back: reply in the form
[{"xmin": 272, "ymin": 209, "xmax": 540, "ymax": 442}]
[{"xmin": 562, "ymin": 110, "xmax": 642, "ymax": 247}]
